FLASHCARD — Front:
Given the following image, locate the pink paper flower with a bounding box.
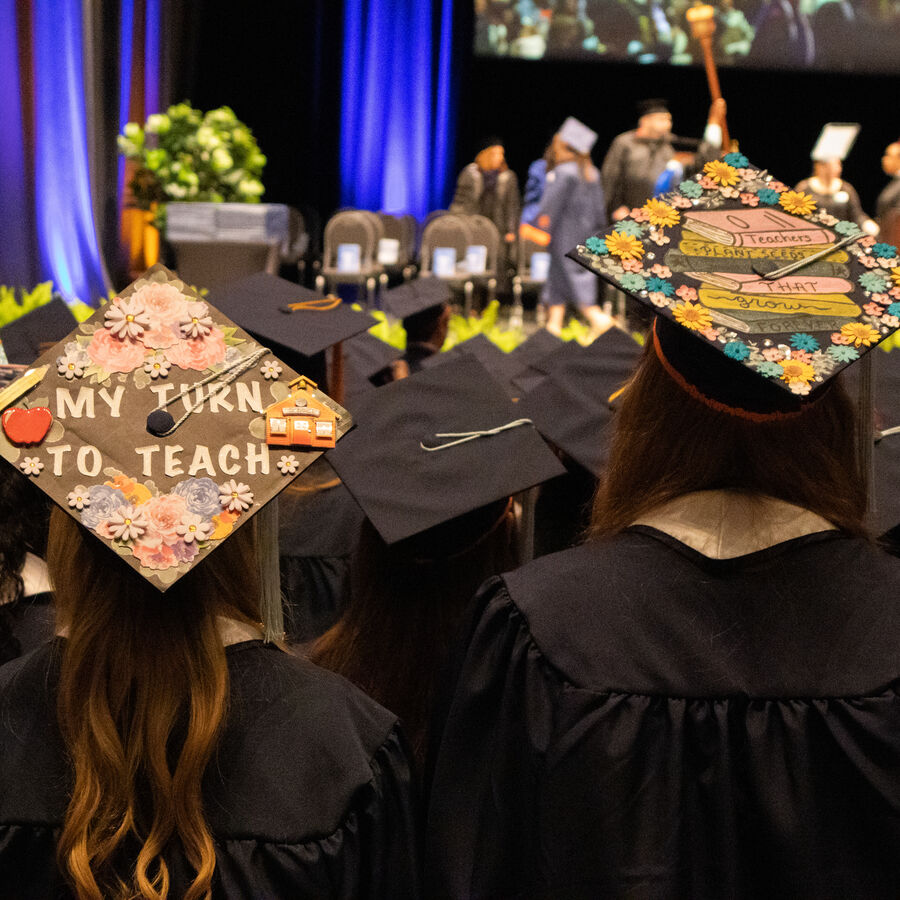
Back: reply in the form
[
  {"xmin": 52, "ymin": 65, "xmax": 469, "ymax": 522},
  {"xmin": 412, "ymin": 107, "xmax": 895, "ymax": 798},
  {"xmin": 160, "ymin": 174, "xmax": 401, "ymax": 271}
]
[
  {"xmin": 789, "ymin": 349, "xmax": 812, "ymax": 364},
  {"xmin": 720, "ymin": 186, "xmax": 739, "ymax": 199},
  {"xmin": 789, "ymin": 380, "xmax": 812, "ymax": 395},
  {"xmin": 831, "ymin": 331, "xmax": 851, "ymax": 345},
  {"xmin": 135, "ymin": 282, "xmax": 191, "ymax": 349},
  {"xmin": 143, "ymin": 493, "xmax": 189, "ymax": 545},
  {"xmin": 871, "ymin": 293, "xmax": 891, "ymax": 306},
  {"xmin": 675, "ymin": 285, "xmax": 698, "ymax": 301},
  {"xmin": 87, "ymin": 327, "xmax": 148, "ymax": 373},
  {"xmin": 649, "ymin": 292, "xmax": 669, "ymax": 307},
  {"xmin": 651, "ymin": 264, "xmax": 672, "ymax": 278},
  {"xmin": 699, "ymin": 176, "xmax": 717, "ymax": 190},
  {"xmin": 132, "ymin": 533, "xmax": 179, "ymax": 570},
  {"xmin": 740, "ymin": 192, "xmax": 759, "ymax": 207},
  {"xmin": 859, "ymin": 255, "xmax": 878, "ymax": 268},
  {"xmin": 622, "ymin": 258, "xmax": 643, "ymax": 273},
  {"xmin": 672, "ymin": 196, "xmax": 692, "ymax": 209},
  {"xmin": 865, "ymin": 302, "xmax": 884, "ymax": 316},
  {"xmin": 164, "ymin": 328, "xmax": 227, "ymax": 371},
  {"xmin": 882, "ymin": 314, "xmax": 900, "ymax": 328},
  {"xmin": 762, "ymin": 347, "xmax": 785, "ymax": 362},
  {"xmin": 701, "ymin": 327, "xmax": 719, "ymax": 341},
  {"xmin": 859, "ymin": 235, "xmax": 877, "ymax": 247},
  {"xmin": 768, "ymin": 180, "xmax": 788, "ymax": 193},
  {"xmin": 629, "ymin": 208, "xmax": 650, "ymax": 222}
]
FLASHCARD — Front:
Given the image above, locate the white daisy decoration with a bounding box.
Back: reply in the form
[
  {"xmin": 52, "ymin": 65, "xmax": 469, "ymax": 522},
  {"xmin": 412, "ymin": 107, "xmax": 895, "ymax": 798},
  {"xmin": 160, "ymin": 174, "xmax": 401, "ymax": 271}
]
[
  {"xmin": 67, "ymin": 485, "xmax": 91, "ymax": 510},
  {"xmin": 277, "ymin": 454, "xmax": 299, "ymax": 475},
  {"xmin": 179, "ymin": 301, "xmax": 214, "ymax": 339},
  {"xmin": 175, "ymin": 513, "xmax": 215, "ymax": 544},
  {"xmin": 260, "ymin": 359, "xmax": 283, "ymax": 380},
  {"xmin": 143, "ymin": 353, "xmax": 172, "ymax": 379},
  {"xmin": 19, "ymin": 457, "xmax": 44, "ymax": 477},
  {"xmin": 56, "ymin": 349, "xmax": 90, "ymax": 380},
  {"xmin": 105, "ymin": 298, "xmax": 151, "ymax": 340},
  {"xmin": 107, "ymin": 505, "xmax": 149, "ymax": 542},
  {"xmin": 219, "ymin": 479, "xmax": 254, "ymax": 512}
]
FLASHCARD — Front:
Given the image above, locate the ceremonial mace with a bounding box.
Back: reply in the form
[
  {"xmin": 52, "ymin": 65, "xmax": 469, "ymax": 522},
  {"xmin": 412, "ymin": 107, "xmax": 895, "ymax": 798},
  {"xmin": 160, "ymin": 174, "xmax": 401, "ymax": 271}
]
[{"xmin": 686, "ymin": 3, "xmax": 731, "ymax": 152}]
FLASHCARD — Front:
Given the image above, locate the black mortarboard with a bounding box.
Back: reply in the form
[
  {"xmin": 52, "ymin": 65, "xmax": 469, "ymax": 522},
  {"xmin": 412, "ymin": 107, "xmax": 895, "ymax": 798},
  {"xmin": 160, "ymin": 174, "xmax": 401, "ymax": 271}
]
[
  {"xmin": 0, "ymin": 296, "xmax": 78, "ymax": 364},
  {"xmin": 637, "ymin": 98, "xmax": 670, "ymax": 118},
  {"xmin": 342, "ymin": 331, "xmax": 402, "ymax": 379},
  {"xmin": 326, "ymin": 355, "xmax": 566, "ymax": 545},
  {"xmin": 420, "ymin": 334, "xmax": 523, "ymax": 399},
  {"xmin": 0, "ymin": 264, "xmax": 352, "ymax": 598},
  {"xmin": 508, "ymin": 329, "xmax": 566, "ymax": 393},
  {"xmin": 518, "ymin": 328, "xmax": 643, "ymax": 475},
  {"xmin": 381, "ymin": 277, "xmax": 451, "ymax": 321},
  {"xmin": 570, "ymin": 156, "xmax": 900, "ymax": 414},
  {"xmin": 206, "ymin": 272, "xmax": 375, "ymax": 358}
]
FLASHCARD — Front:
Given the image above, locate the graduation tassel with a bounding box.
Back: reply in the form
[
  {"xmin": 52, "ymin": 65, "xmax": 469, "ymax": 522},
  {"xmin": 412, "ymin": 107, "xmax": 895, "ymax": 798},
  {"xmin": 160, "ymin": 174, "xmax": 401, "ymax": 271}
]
[{"xmin": 255, "ymin": 498, "xmax": 285, "ymax": 643}]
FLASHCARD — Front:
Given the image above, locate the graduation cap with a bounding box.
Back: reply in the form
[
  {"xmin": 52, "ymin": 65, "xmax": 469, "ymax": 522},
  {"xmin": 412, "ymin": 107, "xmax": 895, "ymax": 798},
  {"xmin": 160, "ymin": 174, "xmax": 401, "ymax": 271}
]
[
  {"xmin": 420, "ymin": 334, "xmax": 522, "ymax": 399},
  {"xmin": 0, "ymin": 265, "xmax": 352, "ymax": 618},
  {"xmin": 569, "ymin": 155, "xmax": 900, "ymax": 413},
  {"xmin": 381, "ymin": 277, "xmax": 451, "ymax": 321},
  {"xmin": 517, "ymin": 328, "xmax": 643, "ymax": 476},
  {"xmin": 0, "ymin": 296, "xmax": 78, "ymax": 364},
  {"xmin": 326, "ymin": 354, "xmax": 566, "ymax": 546},
  {"xmin": 509, "ymin": 329, "xmax": 567, "ymax": 393},
  {"xmin": 206, "ymin": 272, "xmax": 375, "ymax": 386},
  {"xmin": 811, "ymin": 122, "xmax": 860, "ymax": 162},
  {"xmin": 558, "ymin": 117, "xmax": 598, "ymax": 156}
]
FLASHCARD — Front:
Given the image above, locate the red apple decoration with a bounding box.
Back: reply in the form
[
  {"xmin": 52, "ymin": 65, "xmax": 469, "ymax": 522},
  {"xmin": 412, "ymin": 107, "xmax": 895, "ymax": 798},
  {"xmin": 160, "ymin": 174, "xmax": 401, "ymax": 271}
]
[{"xmin": 2, "ymin": 407, "xmax": 53, "ymax": 445}]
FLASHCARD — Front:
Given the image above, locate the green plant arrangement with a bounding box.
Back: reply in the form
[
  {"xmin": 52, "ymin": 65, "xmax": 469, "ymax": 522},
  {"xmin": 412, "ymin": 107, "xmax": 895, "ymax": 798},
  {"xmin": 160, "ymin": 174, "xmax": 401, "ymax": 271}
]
[{"xmin": 117, "ymin": 102, "xmax": 267, "ymax": 230}]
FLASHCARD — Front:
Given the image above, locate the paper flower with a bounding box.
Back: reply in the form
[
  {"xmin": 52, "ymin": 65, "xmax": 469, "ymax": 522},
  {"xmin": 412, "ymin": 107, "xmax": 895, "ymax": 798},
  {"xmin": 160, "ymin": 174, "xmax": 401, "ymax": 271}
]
[
  {"xmin": 629, "ymin": 207, "xmax": 650, "ymax": 222},
  {"xmin": 723, "ymin": 152, "xmax": 749, "ymax": 168},
  {"xmin": 277, "ymin": 454, "xmax": 299, "ymax": 475},
  {"xmin": 720, "ymin": 187, "xmax": 740, "ymax": 199},
  {"xmin": 143, "ymin": 493, "xmax": 189, "ymax": 544},
  {"xmin": 789, "ymin": 381, "xmax": 812, "ymax": 396},
  {"xmin": 81, "ymin": 485, "xmax": 128, "ymax": 529},
  {"xmin": 873, "ymin": 243, "xmax": 898, "ymax": 260},
  {"xmin": 888, "ymin": 302, "xmax": 900, "ymax": 317},
  {"xmin": 179, "ymin": 301, "xmax": 215, "ymax": 339},
  {"xmin": 779, "ymin": 358, "xmax": 815, "ymax": 386},
  {"xmin": 840, "ymin": 322, "xmax": 881, "ymax": 347},
  {"xmin": 827, "ymin": 345, "xmax": 860, "ymax": 363},
  {"xmin": 830, "ymin": 331, "xmax": 851, "ymax": 346},
  {"xmin": 175, "ymin": 513, "xmax": 215, "ymax": 543},
  {"xmin": 613, "ymin": 220, "xmax": 644, "ymax": 237},
  {"xmin": 105, "ymin": 298, "xmax": 151, "ymax": 341},
  {"xmin": 108, "ymin": 505, "xmax": 149, "ymax": 542},
  {"xmin": 699, "ymin": 176, "xmax": 718, "ymax": 190},
  {"xmin": 740, "ymin": 192, "xmax": 760, "ymax": 207},
  {"xmin": 642, "ymin": 198, "xmax": 680, "ymax": 228},
  {"xmin": 790, "ymin": 333, "xmax": 819, "ymax": 352},
  {"xmin": 621, "ymin": 258, "xmax": 643, "ymax": 273},
  {"xmin": 645, "ymin": 276, "xmax": 674, "ymax": 296},
  {"xmin": 762, "ymin": 346, "xmax": 785, "ymax": 362},
  {"xmin": 143, "ymin": 353, "xmax": 172, "ymax": 379},
  {"xmin": 605, "ymin": 232, "xmax": 644, "ymax": 261},
  {"xmin": 756, "ymin": 361, "xmax": 784, "ymax": 378},
  {"xmin": 835, "ymin": 220, "xmax": 862, "ymax": 236},
  {"xmin": 649, "ymin": 292, "xmax": 670, "ymax": 308},
  {"xmin": 67, "ymin": 486, "xmax": 91, "ymax": 510},
  {"xmin": 702, "ymin": 160, "xmax": 740, "ymax": 187},
  {"xmin": 778, "ymin": 191, "xmax": 816, "ymax": 217},
  {"xmin": 723, "ymin": 340, "xmax": 750, "ymax": 361},
  {"xmin": 673, "ymin": 301, "xmax": 712, "ymax": 331},
  {"xmin": 675, "ymin": 285, "xmax": 698, "ymax": 301},
  {"xmin": 865, "ymin": 302, "xmax": 885, "ymax": 316},
  {"xmin": 648, "ymin": 230, "xmax": 670, "ymax": 246},
  {"xmin": 584, "ymin": 236, "xmax": 607, "ymax": 255},
  {"xmin": 164, "ymin": 328, "xmax": 227, "ymax": 371},
  {"xmin": 678, "ymin": 180, "xmax": 702, "ymax": 198},
  {"xmin": 859, "ymin": 271, "xmax": 889, "ymax": 293},
  {"xmin": 789, "ymin": 349, "xmax": 812, "ymax": 364},
  {"xmin": 219, "ymin": 479, "xmax": 253, "ymax": 512},
  {"xmin": 619, "ymin": 273, "xmax": 645, "ymax": 291},
  {"xmin": 260, "ymin": 360, "xmax": 283, "ymax": 380},
  {"xmin": 87, "ymin": 326, "xmax": 148, "ymax": 373},
  {"xmin": 818, "ymin": 213, "xmax": 838, "ymax": 226},
  {"xmin": 173, "ymin": 477, "xmax": 223, "ymax": 518},
  {"xmin": 858, "ymin": 255, "xmax": 878, "ymax": 269},
  {"xmin": 756, "ymin": 188, "xmax": 779, "ymax": 206},
  {"xmin": 19, "ymin": 456, "xmax": 43, "ymax": 476},
  {"xmin": 651, "ymin": 264, "xmax": 672, "ymax": 278},
  {"xmin": 57, "ymin": 349, "xmax": 89, "ymax": 380},
  {"xmin": 672, "ymin": 196, "xmax": 692, "ymax": 209}
]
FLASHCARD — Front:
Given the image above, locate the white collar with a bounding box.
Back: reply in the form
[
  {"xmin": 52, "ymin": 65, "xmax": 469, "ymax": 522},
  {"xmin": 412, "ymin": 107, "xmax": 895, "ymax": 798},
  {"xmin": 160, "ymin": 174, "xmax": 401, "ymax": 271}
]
[
  {"xmin": 20, "ymin": 552, "xmax": 52, "ymax": 598},
  {"xmin": 632, "ymin": 490, "xmax": 836, "ymax": 559}
]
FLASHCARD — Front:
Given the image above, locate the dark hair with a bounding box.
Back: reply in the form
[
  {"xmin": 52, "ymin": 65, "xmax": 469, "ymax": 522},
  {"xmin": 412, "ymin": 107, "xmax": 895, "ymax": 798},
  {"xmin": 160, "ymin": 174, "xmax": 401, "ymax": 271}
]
[
  {"xmin": 590, "ymin": 339, "xmax": 867, "ymax": 538},
  {"xmin": 311, "ymin": 500, "xmax": 518, "ymax": 767}
]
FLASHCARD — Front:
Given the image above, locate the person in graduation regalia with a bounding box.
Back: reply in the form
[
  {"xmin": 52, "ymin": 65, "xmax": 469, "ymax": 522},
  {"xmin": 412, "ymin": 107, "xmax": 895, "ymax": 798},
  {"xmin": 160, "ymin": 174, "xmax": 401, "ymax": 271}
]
[
  {"xmin": 425, "ymin": 164, "xmax": 900, "ymax": 898},
  {"xmin": 0, "ymin": 266, "xmax": 419, "ymax": 899}
]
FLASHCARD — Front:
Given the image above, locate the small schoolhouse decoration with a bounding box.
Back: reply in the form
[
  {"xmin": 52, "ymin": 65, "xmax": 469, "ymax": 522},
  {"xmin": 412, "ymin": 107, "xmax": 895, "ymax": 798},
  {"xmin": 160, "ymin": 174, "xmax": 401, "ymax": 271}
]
[{"xmin": 264, "ymin": 375, "xmax": 338, "ymax": 451}]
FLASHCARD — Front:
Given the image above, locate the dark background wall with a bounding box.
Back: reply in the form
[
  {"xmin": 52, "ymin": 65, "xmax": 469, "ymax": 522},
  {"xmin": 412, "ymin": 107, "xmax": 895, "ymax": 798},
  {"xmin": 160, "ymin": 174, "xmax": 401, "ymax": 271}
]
[{"xmin": 176, "ymin": 1, "xmax": 897, "ymax": 223}]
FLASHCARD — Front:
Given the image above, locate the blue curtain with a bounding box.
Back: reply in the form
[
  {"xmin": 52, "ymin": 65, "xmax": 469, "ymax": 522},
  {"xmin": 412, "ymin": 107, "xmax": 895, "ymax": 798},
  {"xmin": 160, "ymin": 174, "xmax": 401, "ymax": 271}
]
[
  {"xmin": 340, "ymin": 0, "xmax": 456, "ymax": 219},
  {"xmin": 32, "ymin": 0, "xmax": 107, "ymax": 303}
]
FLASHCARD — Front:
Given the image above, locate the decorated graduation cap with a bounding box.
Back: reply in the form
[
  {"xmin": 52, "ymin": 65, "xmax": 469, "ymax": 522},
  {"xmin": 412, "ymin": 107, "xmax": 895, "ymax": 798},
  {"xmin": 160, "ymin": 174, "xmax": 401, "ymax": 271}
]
[
  {"xmin": 381, "ymin": 277, "xmax": 451, "ymax": 321},
  {"xmin": 811, "ymin": 122, "xmax": 860, "ymax": 162},
  {"xmin": 327, "ymin": 354, "xmax": 566, "ymax": 546},
  {"xmin": 518, "ymin": 328, "xmax": 643, "ymax": 476},
  {"xmin": 558, "ymin": 117, "xmax": 598, "ymax": 156},
  {"xmin": 0, "ymin": 265, "xmax": 352, "ymax": 614},
  {"xmin": 569, "ymin": 154, "xmax": 900, "ymax": 413},
  {"xmin": 206, "ymin": 271, "xmax": 375, "ymax": 361}
]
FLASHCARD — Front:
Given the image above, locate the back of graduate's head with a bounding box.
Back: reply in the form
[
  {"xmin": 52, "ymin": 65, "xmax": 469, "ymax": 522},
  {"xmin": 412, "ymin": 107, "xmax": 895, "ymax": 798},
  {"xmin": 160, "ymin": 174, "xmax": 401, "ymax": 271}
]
[
  {"xmin": 47, "ymin": 507, "xmax": 266, "ymax": 900},
  {"xmin": 590, "ymin": 320, "xmax": 866, "ymax": 539}
]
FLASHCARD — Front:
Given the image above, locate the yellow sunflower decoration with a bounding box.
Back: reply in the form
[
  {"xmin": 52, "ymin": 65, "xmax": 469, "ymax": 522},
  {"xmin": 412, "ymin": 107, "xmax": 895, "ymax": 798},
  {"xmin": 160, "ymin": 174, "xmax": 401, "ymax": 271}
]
[
  {"xmin": 891, "ymin": 266, "xmax": 900, "ymax": 287},
  {"xmin": 605, "ymin": 232, "xmax": 645, "ymax": 261},
  {"xmin": 672, "ymin": 301, "xmax": 712, "ymax": 331},
  {"xmin": 778, "ymin": 191, "xmax": 817, "ymax": 217},
  {"xmin": 779, "ymin": 358, "xmax": 815, "ymax": 386},
  {"xmin": 702, "ymin": 160, "xmax": 739, "ymax": 187},
  {"xmin": 840, "ymin": 322, "xmax": 881, "ymax": 347},
  {"xmin": 642, "ymin": 198, "xmax": 680, "ymax": 228}
]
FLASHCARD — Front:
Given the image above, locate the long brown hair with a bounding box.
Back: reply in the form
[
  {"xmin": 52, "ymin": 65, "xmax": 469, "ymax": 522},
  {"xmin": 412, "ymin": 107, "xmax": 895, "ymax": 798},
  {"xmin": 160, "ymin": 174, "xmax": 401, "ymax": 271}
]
[
  {"xmin": 311, "ymin": 500, "xmax": 518, "ymax": 767},
  {"xmin": 47, "ymin": 509, "xmax": 263, "ymax": 900},
  {"xmin": 590, "ymin": 340, "xmax": 868, "ymax": 538}
]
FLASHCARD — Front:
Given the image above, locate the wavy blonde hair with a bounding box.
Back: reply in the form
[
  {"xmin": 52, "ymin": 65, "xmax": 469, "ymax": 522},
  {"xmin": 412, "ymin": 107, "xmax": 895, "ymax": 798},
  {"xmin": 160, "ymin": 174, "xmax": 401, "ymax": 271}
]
[{"xmin": 47, "ymin": 508, "xmax": 264, "ymax": 900}]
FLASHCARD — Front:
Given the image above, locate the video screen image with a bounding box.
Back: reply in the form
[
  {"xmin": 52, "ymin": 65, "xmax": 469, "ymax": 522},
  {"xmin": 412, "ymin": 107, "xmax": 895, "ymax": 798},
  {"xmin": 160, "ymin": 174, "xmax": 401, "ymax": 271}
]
[{"xmin": 474, "ymin": 0, "xmax": 900, "ymax": 73}]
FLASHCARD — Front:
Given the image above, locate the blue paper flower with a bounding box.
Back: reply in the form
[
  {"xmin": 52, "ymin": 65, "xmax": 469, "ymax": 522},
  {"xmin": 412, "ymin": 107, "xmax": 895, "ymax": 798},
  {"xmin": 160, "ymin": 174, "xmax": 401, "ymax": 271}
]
[
  {"xmin": 173, "ymin": 477, "xmax": 221, "ymax": 518},
  {"xmin": 756, "ymin": 361, "xmax": 784, "ymax": 378},
  {"xmin": 619, "ymin": 273, "xmax": 646, "ymax": 291},
  {"xmin": 888, "ymin": 302, "xmax": 900, "ymax": 317},
  {"xmin": 834, "ymin": 220, "xmax": 861, "ymax": 236},
  {"xmin": 827, "ymin": 344, "xmax": 860, "ymax": 362},
  {"xmin": 723, "ymin": 340, "xmax": 750, "ymax": 361},
  {"xmin": 81, "ymin": 485, "xmax": 128, "ymax": 530},
  {"xmin": 756, "ymin": 188, "xmax": 779, "ymax": 205},
  {"xmin": 790, "ymin": 333, "xmax": 819, "ymax": 352},
  {"xmin": 872, "ymin": 242, "xmax": 898, "ymax": 259},
  {"xmin": 859, "ymin": 271, "xmax": 889, "ymax": 293},
  {"xmin": 613, "ymin": 220, "xmax": 644, "ymax": 237},
  {"xmin": 645, "ymin": 276, "xmax": 674, "ymax": 296},
  {"xmin": 723, "ymin": 152, "xmax": 749, "ymax": 168},
  {"xmin": 585, "ymin": 236, "xmax": 607, "ymax": 255},
  {"xmin": 679, "ymin": 180, "xmax": 702, "ymax": 198}
]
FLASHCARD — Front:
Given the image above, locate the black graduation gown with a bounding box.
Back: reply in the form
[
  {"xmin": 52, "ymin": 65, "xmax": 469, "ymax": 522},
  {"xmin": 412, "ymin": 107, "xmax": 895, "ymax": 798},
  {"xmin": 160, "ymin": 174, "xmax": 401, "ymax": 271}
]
[
  {"xmin": 0, "ymin": 639, "xmax": 420, "ymax": 899},
  {"xmin": 425, "ymin": 528, "xmax": 900, "ymax": 899}
]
